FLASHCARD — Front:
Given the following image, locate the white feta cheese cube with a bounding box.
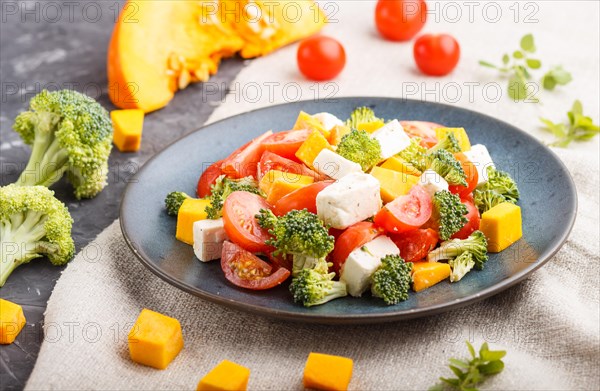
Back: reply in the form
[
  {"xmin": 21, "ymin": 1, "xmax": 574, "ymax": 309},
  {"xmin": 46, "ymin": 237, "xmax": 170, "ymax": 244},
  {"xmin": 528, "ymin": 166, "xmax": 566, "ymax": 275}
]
[
  {"xmin": 312, "ymin": 149, "xmax": 363, "ymax": 180},
  {"xmin": 463, "ymin": 144, "xmax": 496, "ymax": 186},
  {"xmin": 316, "ymin": 172, "xmax": 382, "ymax": 229},
  {"xmin": 340, "ymin": 236, "xmax": 400, "ymax": 297},
  {"xmin": 313, "ymin": 112, "xmax": 344, "ymax": 131},
  {"xmin": 363, "ymin": 235, "xmax": 401, "ymax": 258},
  {"xmin": 418, "ymin": 169, "xmax": 449, "ymax": 196},
  {"xmin": 370, "ymin": 119, "xmax": 411, "ymax": 159},
  {"xmin": 193, "ymin": 218, "xmax": 228, "ymax": 262}
]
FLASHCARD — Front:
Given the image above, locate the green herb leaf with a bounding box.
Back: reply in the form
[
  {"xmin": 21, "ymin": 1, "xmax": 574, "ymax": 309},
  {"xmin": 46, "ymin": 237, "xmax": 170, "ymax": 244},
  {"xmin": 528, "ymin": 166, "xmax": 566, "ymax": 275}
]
[
  {"xmin": 571, "ymin": 100, "xmax": 583, "ymax": 116},
  {"xmin": 520, "ymin": 34, "xmax": 536, "ymax": 52},
  {"xmin": 480, "ymin": 33, "xmax": 569, "ymax": 102},
  {"xmin": 433, "ymin": 342, "xmax": 507, "ymax": 391},
  {"xmin": 526, "ymin": 58, "xmax": 542, "ymax": 69},
  {"xmin": 479, "ymin": 360, "xmax": 505, "ymax": 375},
  {"xmin": 478, "ymin": 60, "xmax": 497, "ymax": 69},
  {"xmin": 541, "ymin": 66, "xmax": 572, "ymax": 90},
  {"xmin": 466, "ymin": 341, "xmax": 476, "ymax": 358},
  {"xmin": 508, "ymin": 75, "xmax": 528, "ymax": 101},
  {"xmin": 540, "ymin": 100, "xmax": 600, "ymax": 147}
]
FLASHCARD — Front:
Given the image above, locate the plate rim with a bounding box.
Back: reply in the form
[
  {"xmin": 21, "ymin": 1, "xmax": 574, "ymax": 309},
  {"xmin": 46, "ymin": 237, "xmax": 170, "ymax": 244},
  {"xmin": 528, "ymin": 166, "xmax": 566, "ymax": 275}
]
[{"xmin": 120, "ymin": 97, "xmax": 578, "ymax": 324}]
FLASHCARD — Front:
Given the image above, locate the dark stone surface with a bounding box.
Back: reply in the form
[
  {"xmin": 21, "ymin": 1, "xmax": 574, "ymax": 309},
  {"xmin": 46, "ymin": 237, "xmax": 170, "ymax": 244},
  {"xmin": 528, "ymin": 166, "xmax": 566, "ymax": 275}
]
[{"xmin": 0, "ymin": 2, "xmax": 244, "ymax": 389}]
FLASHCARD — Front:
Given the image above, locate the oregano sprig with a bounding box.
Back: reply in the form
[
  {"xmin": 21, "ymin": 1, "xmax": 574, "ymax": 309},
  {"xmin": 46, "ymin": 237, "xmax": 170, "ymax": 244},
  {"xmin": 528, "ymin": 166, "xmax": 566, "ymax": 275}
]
[
  {"xmin": 429, "ymin": 342, "xmax": 507, "ymax": 391},
  {"xmin": 540, "ymin": 100, "xmax": 600, "ymax": 147},
  {"xmin": 479, "ymin": 34, "xmax": 572, "ymax": 101}
]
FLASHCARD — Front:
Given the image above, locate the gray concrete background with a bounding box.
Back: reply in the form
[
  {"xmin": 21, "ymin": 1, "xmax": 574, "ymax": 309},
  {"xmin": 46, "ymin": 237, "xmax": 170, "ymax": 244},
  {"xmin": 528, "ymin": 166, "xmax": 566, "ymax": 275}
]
[{"xmin": 0, "ymin": 1, "xmax": 244, "ymax": 388}]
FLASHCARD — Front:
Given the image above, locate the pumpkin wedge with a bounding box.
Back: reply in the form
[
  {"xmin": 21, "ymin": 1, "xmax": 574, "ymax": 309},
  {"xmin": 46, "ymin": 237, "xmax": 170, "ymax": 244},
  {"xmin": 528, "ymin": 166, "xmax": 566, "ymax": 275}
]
[
  {"xmin": 108, "ymin": 0, "xmax": 327, "ymax": 113},
  {"xmin": 108, "ymin": 0, "xmax": 244, "ymax": 112}
]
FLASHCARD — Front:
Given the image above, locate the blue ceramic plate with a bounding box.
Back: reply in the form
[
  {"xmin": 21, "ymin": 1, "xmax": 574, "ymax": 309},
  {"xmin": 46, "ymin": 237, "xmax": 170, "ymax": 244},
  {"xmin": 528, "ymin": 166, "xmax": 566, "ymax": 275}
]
[{"xmin": 120, "ymin": 97, "xmax": 576, "ymax": 324}]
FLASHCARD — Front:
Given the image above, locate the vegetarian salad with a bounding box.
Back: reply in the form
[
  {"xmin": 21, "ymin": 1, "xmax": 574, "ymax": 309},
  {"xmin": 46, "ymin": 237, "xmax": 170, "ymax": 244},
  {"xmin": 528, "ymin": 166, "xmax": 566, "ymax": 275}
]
[{"xmin": 165, "ymin": 107, "xmax": 522, "ymax": 307}]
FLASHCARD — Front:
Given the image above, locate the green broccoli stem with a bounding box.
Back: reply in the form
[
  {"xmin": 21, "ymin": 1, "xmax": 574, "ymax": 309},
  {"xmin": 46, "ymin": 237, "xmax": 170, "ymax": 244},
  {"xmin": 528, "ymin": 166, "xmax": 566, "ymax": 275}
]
[
  {"xmin": 0, "ymin": 214, "xmax": 54, "ymax": 287},
  {"xmin": 16, "ymin": 131, "xmax": 68, "ymax": 187}
]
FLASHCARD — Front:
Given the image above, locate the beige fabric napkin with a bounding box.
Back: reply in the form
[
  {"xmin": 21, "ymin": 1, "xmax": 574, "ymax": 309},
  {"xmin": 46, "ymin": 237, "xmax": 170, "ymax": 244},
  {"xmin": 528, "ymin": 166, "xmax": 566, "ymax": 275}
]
[
  {"xmin": 24, "ymin": 147, "xmax": 600, "ymax": 390},
  {"xmin": 27, "ymin": 1, "xmax": 599, "ymax": 390}
]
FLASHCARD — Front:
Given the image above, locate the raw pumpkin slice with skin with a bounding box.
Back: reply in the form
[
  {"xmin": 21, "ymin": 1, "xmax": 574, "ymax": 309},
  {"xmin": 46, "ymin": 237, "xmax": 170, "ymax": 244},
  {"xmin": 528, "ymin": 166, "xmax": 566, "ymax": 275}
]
[
  {"xmin": 108, "ymin": 0, "xmax": 327, "ymax": 113},
  {"xmin": 108, "ymin": 0, "xmax": 244, "ymax": 112}
]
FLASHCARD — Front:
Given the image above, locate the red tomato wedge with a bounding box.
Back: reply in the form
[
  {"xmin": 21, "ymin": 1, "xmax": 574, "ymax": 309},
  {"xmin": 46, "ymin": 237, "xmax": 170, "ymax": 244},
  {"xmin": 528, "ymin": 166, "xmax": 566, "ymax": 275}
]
[
  {"xmin": 375, "ymin": 185, "xmax": 433, "ymax": 233},
  {"xmin": 391, "ymin": 228, "xmax": 439, "ymax": 263},
  {"xmin": 451, "ymin": 197, "xmax": 480, "ymax": 240},
  {"xmin": 222, "ymin": 191, "xmax": 272, "ymax": 253},
  {"xmin": 197, "ymin": 159, "xmax": 224, "ymax": 198},
  {"xmin": 449, "ymin": 152, "xmax": 479, "ymax": 198},
  {"xmin": 330, "ymin": 222, "xmax": 383, "ymax": 275},
  {"xmin": 261, "ymin": 129, "xmax": 312, "ymax": 162},
  {"xmin": 257, "ymin": 151, "xmax": 322, "ymax": 181},
  {"xmin": 221, "ymin": 131, "xmax": 272, "ymax": 179},
  {"xmin": 221, "ymin": 241, "xmax": 290, "ymax": 290},
  {"xmin": 400, "ymin": 121, "xmax": 442, "ymax": 148},
  {"xmin": 273, "ymin": 181, "xmax": 333, "ymax": 217}
]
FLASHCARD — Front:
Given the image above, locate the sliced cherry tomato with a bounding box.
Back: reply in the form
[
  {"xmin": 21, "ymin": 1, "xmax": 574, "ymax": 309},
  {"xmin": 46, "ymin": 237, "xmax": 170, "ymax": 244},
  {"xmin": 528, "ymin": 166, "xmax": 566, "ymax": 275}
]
[
  {"xmin": 221, "ymin": 131, "xmax": 272, "ymax": 179},
  {"xmin": 374, "ymin": 185, "xmax": 432, "ymax": 233},
  {"xmin": 258, "ymin": 151, "xmax": 322, "ymax": 181},
  {"xmin": 375, "ymin": 0, "xmax": 427, "ymax": 42},
  {"xmin": 330, "ymin": 222, "xmax": 383, "ymax": 275},
  {"xmin": 400, "ymin": 121, "xmax": 442, "ymax": 148},
  {"xmin": 297, "ymin": 36, "xmax": 346, "ymax": 81},
  {"xmin": 197, "ymin": 159, "xmax": 224, "ymax": 198},
  {"xmin": 449, "ymin": 152, "xmax": 479, "ymax": 198},
  {"xmin": 413, "ymin": 33, "xmax": 460, "ymax": 76},
  {"xmin": 222, "ymin": 191, "xmax": 272, "ymax": 253},
  {"xmin": 391, "ymin": 228, "xmax": 439, "ymax": 263},
  {"xmin": 451, "ymin": 198, "xmax": 480, "ymax": 240},
  {"xmin": 261, "ymin": 129, "xmax": 312, "ymax": 162},
  {"xmin": 221, "ymin": 241, "xmax": 290, "ymax": 290},
  {"xmin": 273, "ymin": 181, "xmax": 333, "ymax": 217}
]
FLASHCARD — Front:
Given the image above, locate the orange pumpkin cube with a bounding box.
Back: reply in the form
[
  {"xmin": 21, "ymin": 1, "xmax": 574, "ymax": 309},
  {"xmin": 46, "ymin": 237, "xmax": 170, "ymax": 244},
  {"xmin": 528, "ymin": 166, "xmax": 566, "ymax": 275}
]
[
  {"xmin": 128, "ymin": 309, "xmax": 184, "ymax": 369},
  {"xmin": 412, "ymin": 262, "xmax": 451, "ymax": 292},
  {"xmin": 295, "ymin": 130, "xmax": 333, "ymax": 169},
  {"xmin": 111, "ymin": 109, "xmax": 145, "ymax": 152},
  {"xmin": 0, "ymin": 299, "xmax": 26, "ymax": 344},
  {"xmin": 197, "ymin": 360, "xmax": 251, "ymax": 391},
  {"xmin": 303, "ymin": 352, "xmax": 353, "ymax": 391},
  {"xmin": 176, "ymin": 198, "xmax": 211, "ymax": 245}
]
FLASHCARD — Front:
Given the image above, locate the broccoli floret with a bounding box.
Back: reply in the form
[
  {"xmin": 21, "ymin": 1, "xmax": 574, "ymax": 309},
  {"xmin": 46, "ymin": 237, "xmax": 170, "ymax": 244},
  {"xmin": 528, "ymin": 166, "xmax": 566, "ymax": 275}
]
[
  {"xmin": 474, "ymin": 167, "xmax": 520, "ymax": 213},
  {"xmin": 429, "ymin": 133, "xmax": 461, "ymax": 153},
  {"xmin": 433, "ymin": 190, "xmax": 468, "ymax": 241},
  {"xmin": 289, "ymin": 268, "xmax": 348, "ymax": 307},
  {"xmin": 164, "ymin": 191, "xmax": 191, "ymax": 216},
  {"xmin": 345, "ymin": 106, "xmax": 382, "ymax": 129},
  {"xmin": 257, "ymin": 209, "xmax": 334, "ymax": 276},
  {"xmin": 13, "ymin": 90, "xmax": 113, "ymax": 199},
  {"xmin": 257, "ymin": 209, "xmax": 334, "ymax": 258},
  {"xmin": 448, "ymin": 252, "xmax": 475, "ymax": 282},
  {"xmin": 429, "ymin": 149, "xmax": 467, "ymax": 186},
  {"xmin": 0, "ymin": 184, "xmax": 74, "ymax": 287},
  {"xmin": 205, "ymin": 175, "xmax": 261, "ymax": 219},
  {"xmin": 428, "ymin": 230, "xmax": 489, "ymax": 270},
  {"xmin": 336, "ymin": 130, "xmax": 382, "ymax": 171},
  {"xmin": 371, "ymin": 254, "xmax": 413, "ymax": 305},
  {"xmin": 473, "ymin": 189, "xmax": 506, "ymax": 214},
  {"xmin": 397, "ymin": 137, "xmax": 428, "ymax": 172}
]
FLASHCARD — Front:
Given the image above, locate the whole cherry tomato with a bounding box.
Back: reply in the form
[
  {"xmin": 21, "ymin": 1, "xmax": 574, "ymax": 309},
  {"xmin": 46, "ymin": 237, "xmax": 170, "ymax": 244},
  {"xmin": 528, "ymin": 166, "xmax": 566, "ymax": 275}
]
[
  {"xmin": 413, "ymin": 33, "xmax": 460, "ymax": 76},
  {"xmin": 375, "ymin": 0, "xmax": 427, "ymax": 41},
  {"xmin": 297, "ymin": 36, "xmax": 346, "ymax": 81}
]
